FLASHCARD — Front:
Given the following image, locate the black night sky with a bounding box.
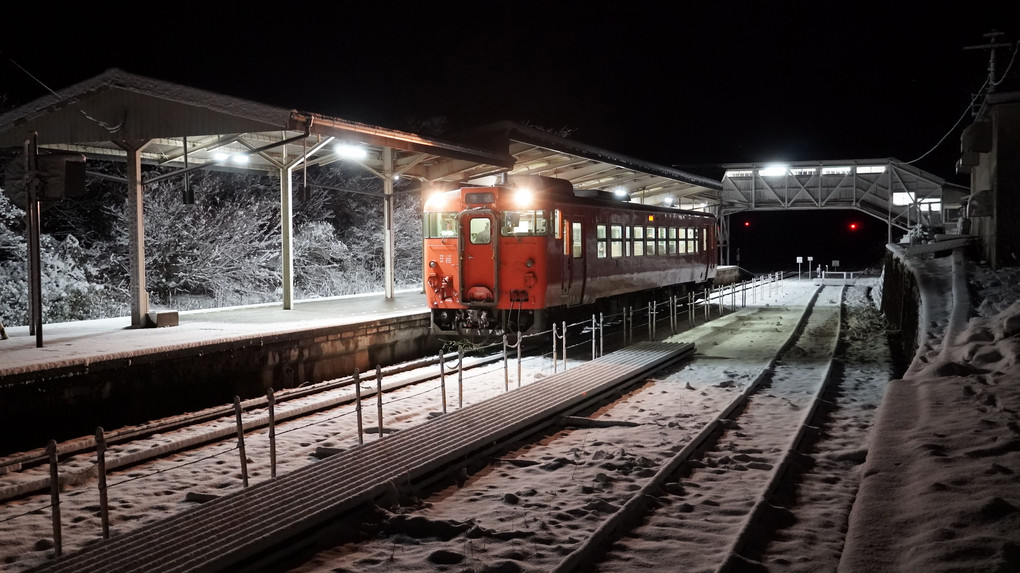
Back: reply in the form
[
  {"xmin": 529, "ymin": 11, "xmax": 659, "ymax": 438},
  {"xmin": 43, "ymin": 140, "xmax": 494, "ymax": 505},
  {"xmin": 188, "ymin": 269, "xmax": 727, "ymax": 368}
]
[{"xmin": 1, "ymin": 1, "xmax": 1012, "ymax": 271}]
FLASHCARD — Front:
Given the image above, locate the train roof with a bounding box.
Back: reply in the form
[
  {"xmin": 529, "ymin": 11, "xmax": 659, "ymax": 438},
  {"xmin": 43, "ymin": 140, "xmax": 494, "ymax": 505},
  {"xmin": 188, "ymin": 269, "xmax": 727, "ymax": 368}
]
[{"xmin": 428, "ymin": 175, "xmax": 715, "ymax": 219}]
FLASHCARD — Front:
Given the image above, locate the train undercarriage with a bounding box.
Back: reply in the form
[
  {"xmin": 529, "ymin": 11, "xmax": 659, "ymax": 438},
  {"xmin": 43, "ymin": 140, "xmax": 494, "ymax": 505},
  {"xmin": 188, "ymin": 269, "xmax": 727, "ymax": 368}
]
[{"xmin": 431, "ymin": 281, "xmax": 711, "ymax": 342}]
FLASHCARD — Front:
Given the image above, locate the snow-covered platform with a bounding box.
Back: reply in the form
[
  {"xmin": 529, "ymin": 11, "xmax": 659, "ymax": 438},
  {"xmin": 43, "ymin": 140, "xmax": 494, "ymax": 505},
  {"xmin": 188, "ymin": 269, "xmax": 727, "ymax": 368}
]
[{"xmin": 0, "ymin": 291, "xmax": 432, "ymax": 453}]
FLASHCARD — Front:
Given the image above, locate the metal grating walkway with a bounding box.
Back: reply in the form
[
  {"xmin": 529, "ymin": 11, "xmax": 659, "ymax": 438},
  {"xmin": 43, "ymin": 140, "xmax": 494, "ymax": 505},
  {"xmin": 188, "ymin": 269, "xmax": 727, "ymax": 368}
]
[{"xmin": 30, "ymin": 341, "xmax": 692, "ymax": 573}]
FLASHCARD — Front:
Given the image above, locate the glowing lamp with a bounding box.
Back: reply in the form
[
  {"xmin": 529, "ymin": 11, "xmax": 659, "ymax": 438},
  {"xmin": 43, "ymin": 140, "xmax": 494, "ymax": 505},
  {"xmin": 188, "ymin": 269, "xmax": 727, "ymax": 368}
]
[
  {"xmin": 515, "ymin": 188, "xmax": 534, "ymax": 208},
  {"xmin": 335, "ymin": 143, "xmax": 368, "ymax": 159},
  {"xmin": 759, "ymin": 164, "xmax": 788, "ymax": 177}
]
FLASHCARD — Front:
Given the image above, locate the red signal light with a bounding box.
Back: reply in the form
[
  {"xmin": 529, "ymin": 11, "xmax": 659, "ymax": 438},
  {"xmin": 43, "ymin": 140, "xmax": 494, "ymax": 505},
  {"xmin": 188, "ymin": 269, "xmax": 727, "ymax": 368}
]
[
  {"xmin": 744, "ymin": 221, "xmax": 750, "ymax": 227},
  {"xmin": 849, "ymin": 222, "xmax": 859, "ymax": 231}
]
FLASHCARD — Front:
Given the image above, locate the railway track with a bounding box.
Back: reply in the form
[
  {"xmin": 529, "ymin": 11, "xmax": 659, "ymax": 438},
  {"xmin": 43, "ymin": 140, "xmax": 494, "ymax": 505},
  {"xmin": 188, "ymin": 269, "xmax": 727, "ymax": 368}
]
[
  {"xmin": 270, "ymin": 281, "xmax": 892, "ymax": 573},
  {"xmin": 1, "ymin": 276, "xmax": 865, "ymax": 572}
]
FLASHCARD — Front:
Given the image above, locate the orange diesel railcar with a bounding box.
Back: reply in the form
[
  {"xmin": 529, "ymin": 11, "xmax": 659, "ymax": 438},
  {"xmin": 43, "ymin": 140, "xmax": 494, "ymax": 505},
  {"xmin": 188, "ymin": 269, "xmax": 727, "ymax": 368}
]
[{"xmin": 423, "ymin": 175, "xmax": 717, "ymax": 338}]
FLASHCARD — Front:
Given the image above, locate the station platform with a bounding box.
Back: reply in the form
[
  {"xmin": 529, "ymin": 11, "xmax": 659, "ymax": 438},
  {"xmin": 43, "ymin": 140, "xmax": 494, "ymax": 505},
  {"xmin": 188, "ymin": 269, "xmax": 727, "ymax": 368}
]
[
  {"xmin": 0, "ymin": 290, "xmax": 427, "ymax": 377},
  {"xmin": 0, "ymin": 290, "xmax": 434, "ymax": 453}
]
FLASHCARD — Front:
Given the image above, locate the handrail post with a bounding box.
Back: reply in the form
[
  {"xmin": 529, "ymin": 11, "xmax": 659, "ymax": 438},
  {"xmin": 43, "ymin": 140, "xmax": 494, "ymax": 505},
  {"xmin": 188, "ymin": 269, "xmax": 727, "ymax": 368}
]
[
  {"xmin": 376, "ymin": 365, "xmax": 384, "ymax": 439},
  {"xmin": 439, "ymin": 352, "xmax": 447, "ymax": 414},
  {"xmin": 233, "ymin": 397, "xmax": 249, "ymax": 487},
  {"xmin": 516, "ymin": 331, "xmax": 523, "ymax": 387},
  {"xmin": 47, "ymin": 440, "xmax": 62, "ymax": 556},
  {"xmin": 552, "ymin": 323, "xmax": 558, "ymax": 374},
  {"xmin": 96, "ymin": 428, "xmax": 110, "ymax": 539},
  {"xmin": 458, "ymin": 344, "xmax": 464, "ymax": 408},
  {"xmin": 599, "ymin": 313, "xmax": 604, "ymax": 357},
  {"xmin": 354, "ymin": 369, "xmax": 364, "ymax": 444},
  {"xmin": 503, "ymin": 334, "xmax": 510, "ymax": 391},
  {"xmin": 561, "ymin": 321, "xmax": 567, "ymax": 372},
  {"xmin": 267, "ymin": 389, "xmax": 277, "ymax": 478}
]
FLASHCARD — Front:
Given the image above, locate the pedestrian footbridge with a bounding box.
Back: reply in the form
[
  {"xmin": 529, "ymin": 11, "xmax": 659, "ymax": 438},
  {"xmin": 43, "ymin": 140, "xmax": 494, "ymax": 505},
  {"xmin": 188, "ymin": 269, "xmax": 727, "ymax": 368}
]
[{"xmin": 718, "ymin": 159, "xmax": 969, "ymax": 261}]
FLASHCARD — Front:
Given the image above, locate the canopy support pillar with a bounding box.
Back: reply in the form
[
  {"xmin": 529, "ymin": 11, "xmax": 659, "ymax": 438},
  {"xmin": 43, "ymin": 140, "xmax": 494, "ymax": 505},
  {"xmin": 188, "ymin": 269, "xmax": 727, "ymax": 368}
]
[
  {"xmin": 382, "ymin": 147, "xmax": 395, "ymax": 299},
  {"xmin": 119, "ymin": 141, "xmax": 150, "ymax": 328}
]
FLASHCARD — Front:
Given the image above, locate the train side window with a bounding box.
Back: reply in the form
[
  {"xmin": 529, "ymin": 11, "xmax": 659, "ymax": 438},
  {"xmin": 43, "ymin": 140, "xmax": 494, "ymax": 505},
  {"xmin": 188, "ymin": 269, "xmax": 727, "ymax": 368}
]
[
  {"xmin": 633, "ymin": 226, "xmax": 644, "ymax": 256},
  {"xmin": 646, "ymin": 226, "xmax": 655, "ymax": 256},
  {"xmin": 611, "ymin": 225, "xmax": 623, "ymax": 257},
  {"xmin": 572, "ymin": 222, "xmax": 582, "ymax": 258},
  {"xmin": 657, "ymin": 227, "xmax": 667, "ymax": 255},
  {"xmin": 678, "ymin": 228, "xmax": 688, "ymax": 254},
  {"xmin": 563, "ymin": 219, "xmax": 571, "ymax": 255},
  {"xmin": 668, "ymin": 227, "xmax": 678, "ymax": 255},
  {"xmin": 554, "ymin": 210, "xmax": 562, "ymax": 240},
  {"xmin": 702, "ymin": 228, "xmax": 707, "ymax": 252},
  {"xmin": 596, "ymin": 224, "xmax": 607, "ymax": 259}
]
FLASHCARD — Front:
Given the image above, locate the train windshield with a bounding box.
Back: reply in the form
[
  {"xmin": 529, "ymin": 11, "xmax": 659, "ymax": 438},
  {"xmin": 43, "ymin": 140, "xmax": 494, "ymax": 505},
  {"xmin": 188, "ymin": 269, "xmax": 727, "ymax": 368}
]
[
  {"xmin": 500, "ymin": 210, "xmax": 549, "ymax": 237},
  {"xmin": 424, "ymin": 212, "xmax": 459, "ymax": 238}
]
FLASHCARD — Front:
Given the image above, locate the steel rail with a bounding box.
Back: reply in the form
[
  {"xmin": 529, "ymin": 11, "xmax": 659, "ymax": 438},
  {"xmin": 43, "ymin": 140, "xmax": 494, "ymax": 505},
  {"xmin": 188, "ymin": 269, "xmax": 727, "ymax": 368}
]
[{"xmin": 28, "ymin": 342, "xmax": 694, "ymax": 573}]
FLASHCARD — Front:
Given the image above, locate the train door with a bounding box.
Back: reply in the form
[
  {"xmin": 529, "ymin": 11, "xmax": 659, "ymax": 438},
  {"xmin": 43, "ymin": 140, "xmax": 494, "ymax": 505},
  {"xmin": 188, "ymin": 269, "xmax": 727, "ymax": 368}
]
[
  {"xmin": 459, "ymin": 211, "xmax": 498, "ymax": 304},
  {"xmin": 561, "ymin": 216, "xmax": 585, "ymax": 305},
  {"xmin": 704, "ymin": 223, "xmax": 716, "ymax": 278}
]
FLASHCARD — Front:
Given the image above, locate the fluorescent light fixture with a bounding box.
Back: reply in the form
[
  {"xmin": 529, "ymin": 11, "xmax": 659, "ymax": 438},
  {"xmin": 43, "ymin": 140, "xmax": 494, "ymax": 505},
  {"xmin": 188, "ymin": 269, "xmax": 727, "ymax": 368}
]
[
  {"xmin": 213, "ymin": 151, "xmax": 230, "ymax": 162},
  {"xmin": 892, "ymin": 192, "xmax": 914, "ymax": 206},
  {"xmin": 663, "ymin": 196, "xmax": 674, "ymax": 205},
  {"xmin": 613, "ymin": 186, "xmax": 628, "ymax": 197},
  {"xmin": 790, "ymin": 168, "xmax": 816, "ymax": 176},
  {"xmin": 335, "ymin": 143, "xmax": 368, "ymax": 159},
  {"xmin": 759, "ymin": 164, "xmax": 788, "ymax": 177},
  {"xmin": 231, "ymin": 154, "xmax": 249, "ymax": 164},
  {"xmin": 857, "ymin": 165, "xmax": 887, "ymax": 174},
  {"xmin": 724, "ymin": 170, "xmax": 753, "ymax": 178},
  {"xmin": 821, "ymin": 166, "xmax": 852, "ymax": 175}
]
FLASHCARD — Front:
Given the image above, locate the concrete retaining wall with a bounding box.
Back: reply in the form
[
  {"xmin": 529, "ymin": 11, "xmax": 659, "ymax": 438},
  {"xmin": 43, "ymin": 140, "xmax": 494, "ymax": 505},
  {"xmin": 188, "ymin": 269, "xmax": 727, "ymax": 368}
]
[
  {"xmin": 880, "ymin": 250, "xmax": 921, "ymax": 366},
  {"xmin": 0, "ymin": 312, "xmax": 439, "ymax": 454}
]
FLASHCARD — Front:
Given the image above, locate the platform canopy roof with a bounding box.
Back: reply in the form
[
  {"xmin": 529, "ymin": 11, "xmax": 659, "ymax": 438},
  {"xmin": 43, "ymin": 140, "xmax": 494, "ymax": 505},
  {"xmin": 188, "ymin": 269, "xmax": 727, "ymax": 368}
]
[
  {"xmin": 0, "ymin": 68, "xmax": 517, "ymax": 185},
  {"xmin": 0, "ymin": 69, "xmax": 720, "ymax": 205},
  {"xmin": 451, "ymin": 121, "xmax": 722, "ymax": 208}
]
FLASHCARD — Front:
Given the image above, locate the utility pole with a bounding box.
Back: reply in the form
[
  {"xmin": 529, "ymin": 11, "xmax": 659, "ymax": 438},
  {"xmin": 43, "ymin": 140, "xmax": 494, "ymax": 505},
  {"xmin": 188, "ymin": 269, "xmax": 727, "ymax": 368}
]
[{"xmin": 965, "ymin": 30, "xmax": 1012, "ymax": 113}]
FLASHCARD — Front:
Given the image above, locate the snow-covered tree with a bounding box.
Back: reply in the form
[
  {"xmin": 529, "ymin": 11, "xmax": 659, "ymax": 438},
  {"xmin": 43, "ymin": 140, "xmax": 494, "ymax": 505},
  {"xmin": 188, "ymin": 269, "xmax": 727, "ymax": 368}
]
[
  {"xmin": 0, "ymin": 190, "xmax": 27, "ymax": 325},
  {"xmin": 135, "ymin": 173, "xmax": 283, "ymax": 309}
]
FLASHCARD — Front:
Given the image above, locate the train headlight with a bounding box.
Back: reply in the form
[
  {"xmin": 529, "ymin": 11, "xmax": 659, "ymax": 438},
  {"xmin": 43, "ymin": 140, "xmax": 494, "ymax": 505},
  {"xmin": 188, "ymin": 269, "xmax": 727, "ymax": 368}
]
[
  {"xmin": 429, "ymin": 260, "xmax": 437, "ymax": 268},
  {"xmin": 525, "ymin": 258, "xmax": 535, "ymax": 268},
  {"xmin": 514, "ymin": 188, "xmax": 533, "ymax": 208}
]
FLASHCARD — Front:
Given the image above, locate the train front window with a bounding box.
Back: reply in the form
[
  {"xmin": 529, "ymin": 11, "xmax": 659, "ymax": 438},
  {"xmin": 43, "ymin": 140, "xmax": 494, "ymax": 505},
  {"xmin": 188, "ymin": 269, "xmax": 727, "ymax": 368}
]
[
  {"xmin": 501, "ymin": 210, "xmax": 549, "ymax": 236},
  {"xmin": 424, "ymin": 212, "xmax": 458, "ymax": 238},
  {"xmin": 470, "ymin": 218, "xmax": 492, "ymax": 244}
]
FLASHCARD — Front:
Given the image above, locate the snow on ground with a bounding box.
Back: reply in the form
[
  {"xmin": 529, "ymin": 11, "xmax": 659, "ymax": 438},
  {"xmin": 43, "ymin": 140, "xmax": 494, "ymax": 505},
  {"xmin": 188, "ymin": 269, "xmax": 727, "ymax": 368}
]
[
  {"xmin": 840, "ymin": 253, "xmax": 1020, "ymax": 572},
  {"xmin": 1, "ymin": 255, "xmax": 1019, "ymax": 572},
  {"xmin": 286, "ymin": 282, "xmax": 831, "ymax": 572}
]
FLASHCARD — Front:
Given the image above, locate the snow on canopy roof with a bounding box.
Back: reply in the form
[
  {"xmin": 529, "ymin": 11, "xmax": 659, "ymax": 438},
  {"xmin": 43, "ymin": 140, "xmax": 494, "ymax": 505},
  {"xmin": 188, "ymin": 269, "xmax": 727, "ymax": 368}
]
[
  {"xmin": 0, "ymin": 68, "xmax": 514, "ymax": 179},
  {"xmin": 0, "ymin": 68, "xmax": 295, "ymax": 147},
  {"xmin": 452, "ymin": 121, "xmax": 723, "ymax": 206}
]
